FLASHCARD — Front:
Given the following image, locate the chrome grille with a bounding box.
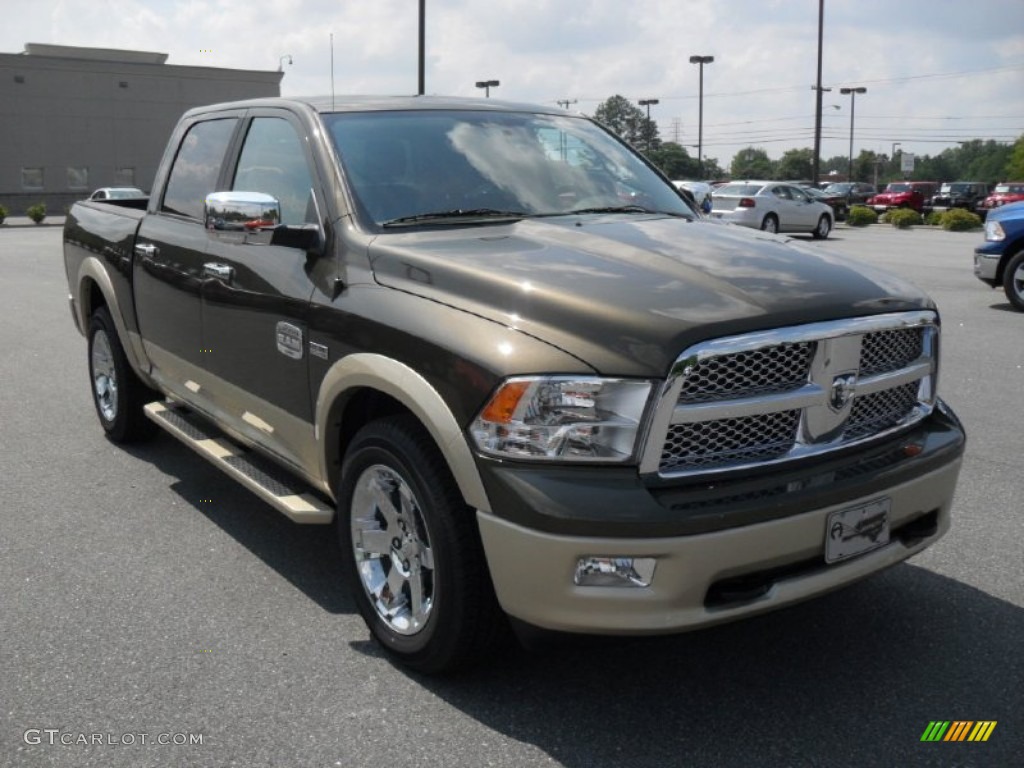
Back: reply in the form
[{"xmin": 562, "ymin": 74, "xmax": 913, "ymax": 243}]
[
  {"xmin": 678, "ymin": 342, "xmax": 814, "ymax": 403},
  {"xmin": 844, "ymin": 382, "xmax": 920, "ymax": 440},
  {"xmin": 644, "ymin": 312, "xmax": 939, "ymax": 478},
  {"xmin": 859, "ymin": 328, "xmax": 923, "ymax": 376},
  {"xmin": 661, "ymin": 410, "xmax": 800, "ymax": 472}
]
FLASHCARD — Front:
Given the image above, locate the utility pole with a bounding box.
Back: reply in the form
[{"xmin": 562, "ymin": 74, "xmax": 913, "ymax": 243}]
[
  {"xmin": 418, "ymin": 0, "xmax": 425, "ymax": 95},
  {"xmin": 812, "ymin": 0, "xmax": 825, "ymax": 184},
  {"xmin": 557, "ymin": 99, "xmax": 577, "ymax": 110}
]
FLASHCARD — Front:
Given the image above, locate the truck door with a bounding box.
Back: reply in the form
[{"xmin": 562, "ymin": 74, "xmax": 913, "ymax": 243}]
[
  {"xmin": 133, "ymin": 115, "xmax": 240, "ymax": 393},
  {"xmin": 199, "ymin": 112, "xmax": 324, "ymax": 471}
]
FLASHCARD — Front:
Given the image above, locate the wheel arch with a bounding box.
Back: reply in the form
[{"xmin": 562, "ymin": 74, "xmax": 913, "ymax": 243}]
[
  {"xmin": 74, "ymin": 256, "xmax": 151, "ymax": 380},
  {"xmin": 315, "ymin": 354, "xmax": 491, "ymax": 513},
  {"xmin": 995, "ymin": 240, "xmax": 1024, "ymax": 284}
]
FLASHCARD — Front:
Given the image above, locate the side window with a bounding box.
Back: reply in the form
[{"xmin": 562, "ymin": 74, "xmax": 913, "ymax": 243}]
[
  {"xmin": 162, "ymin": 118, "xmax": 237, "ymax": 220},
  {"xmin": 232, "ymin": 117, "xmax": 315, "ymax": 225},
  {"xmin": 772, "ymin": 186, "xmax": 793, "ymax": 200}
]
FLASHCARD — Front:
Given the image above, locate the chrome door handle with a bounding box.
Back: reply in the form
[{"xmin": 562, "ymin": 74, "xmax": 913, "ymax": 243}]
[
  {"xmin": 134, "ymin": 243, "xmax": 158, "ymax": 257},
  {"xmin": 203, "ymin": 262, "xmax": 234, "ymax": 281}
]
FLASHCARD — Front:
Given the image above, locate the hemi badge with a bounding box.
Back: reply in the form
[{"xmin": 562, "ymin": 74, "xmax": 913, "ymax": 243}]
[{"xmin": 310, "ymin": 342, "xmax": 329, "ymax": 360}]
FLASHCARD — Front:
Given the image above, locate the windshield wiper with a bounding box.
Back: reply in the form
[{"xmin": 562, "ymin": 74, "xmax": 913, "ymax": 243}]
[
  {"xmin": 540, "ymin": 205, "xmax": 691, "ymax": 218},
  {"xmin": 382, "ymin": 208, "xmax": 529, "ymax": 227}
]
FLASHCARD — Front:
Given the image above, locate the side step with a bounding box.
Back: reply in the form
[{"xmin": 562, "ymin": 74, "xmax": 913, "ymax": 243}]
[{"xmin": 144, "ymin": 401, "xmax": 333, "ymax": 524}]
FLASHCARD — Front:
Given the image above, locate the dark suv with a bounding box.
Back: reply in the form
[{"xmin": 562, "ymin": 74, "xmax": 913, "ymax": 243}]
[
  {"xmin": 928, "ymin": 182, "xmax": 990, "ymax": 216},
  {"xmin": 819, "ymin": 182, "xmax": 877, "ymax": 220}
]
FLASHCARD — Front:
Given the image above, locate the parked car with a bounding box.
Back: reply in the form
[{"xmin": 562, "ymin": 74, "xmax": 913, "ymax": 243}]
[
  {"xmin": 928, "ymin": 182, "xmax": 990, "ymax": 216},
  {"xmin": 819, "ymin": 182, "xmax": 877, "ymax": 220},
  {"xmin": 710, "ymin": 180, "xmax": 834, "ymax": 237},
  {"xmin": 88, "ymin": 187, "xmax": 146, "ymax": 201},
  {"xmin": 867, "ymin": 182, "xmax": 938, "ymax": 214},
  {"xmin": 980, "ymin": 182, "xmax": 1024, "ymax": 212},
  {"xmin": 974, "ymin": 200, "xmax": 1024, "ymax": 311}
]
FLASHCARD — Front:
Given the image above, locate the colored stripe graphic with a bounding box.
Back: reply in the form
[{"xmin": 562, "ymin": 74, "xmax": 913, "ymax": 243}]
[{"xmin": 920, "ymin": 720, "xmax": 997, "ymax": 742}]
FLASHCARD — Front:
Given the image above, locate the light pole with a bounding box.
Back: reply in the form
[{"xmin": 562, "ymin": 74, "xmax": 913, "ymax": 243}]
[
  {"xmin": 638, "ymin": 98, "xmax": 659, "ymax": 151},
  {"xmin": 475, "ymin": 79, "xmax": 499, "ymax": 97},
  {"xmin": 891, "ymin": 141, "xmax": 901, "ymax": 178},
  {"xmin": 840, "ymin": 86, "xmax": 867, "ymax": 181},
  {"xmin": 811, "ymin": 0, "xmax": 825, "ymax": 184},
  {"xmin": 277, "ymin": 54, "xmax": 292, "ymax": 72},
  {"xmin": 689, "ymin": 55, "xmax": 714, "ymax": 178}
]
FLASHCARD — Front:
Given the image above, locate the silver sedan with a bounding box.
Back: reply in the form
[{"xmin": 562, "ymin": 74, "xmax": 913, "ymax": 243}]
[{"xmin": 711, "ymin": 181, "xmax": 834, "ymax": 238}]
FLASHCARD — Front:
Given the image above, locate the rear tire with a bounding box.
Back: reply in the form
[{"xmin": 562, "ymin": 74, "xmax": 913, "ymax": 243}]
[
  {"xmin": 87, "ymin": 306, "xmax": 157, "ymax": 443},
  {"xmin": 336, "ymin": 414, "xmax": 505, "ymax": 673},
  {"xmin": 760, "ymin": 214, "xmax": 779, "ymax": 233},
  {"xmin": 812, "ymin": 214, "xmax": 832, "ymax": 239},
  {"xmin": 1003, "ymin": 250, "xmax": 1024, "ymax": 312}
]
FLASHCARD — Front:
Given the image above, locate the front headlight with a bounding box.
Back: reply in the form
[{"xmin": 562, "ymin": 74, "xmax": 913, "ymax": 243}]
[
  {"xmin": 984, "ymin": 219, "xmax": 1005, "ymax": 242},
  {"xmin": 470, "ymin": 376, "xmax": 653, "ymax": 463}
]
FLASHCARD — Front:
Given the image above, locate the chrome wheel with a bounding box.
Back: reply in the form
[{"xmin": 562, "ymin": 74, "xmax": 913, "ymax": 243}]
[
  {"xmin": 1005, "ymin": 252, "xmax": 1024, "ymax": 312},
  {"xmin": 350, "ymin": 464, "xmax": 435, "ymax": 636},
  {"xmin": 1010, "ymin": 262, "xmax": 1024, "ymax": 304},
  {"xmin": 91, "ymin": 328, "xmax": 118, "ymax": 422},
  {"xmin": 761, "ymin": 215, "xmax": 778, "ymax": 233}
]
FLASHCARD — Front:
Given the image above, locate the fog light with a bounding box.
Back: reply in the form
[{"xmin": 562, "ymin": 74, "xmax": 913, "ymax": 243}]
[{"xmin": 574, "ymin": 557, "xmax": 656, "ymax": 588}]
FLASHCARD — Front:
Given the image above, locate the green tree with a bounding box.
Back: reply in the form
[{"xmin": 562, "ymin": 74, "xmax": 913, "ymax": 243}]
[
  {"xmin": 852, "ymin": 150, "xmax": 881, "ymax": 184},
  {"xmin": 775, "ymin": 148, "xmax": 814, "ymax": 180},
  {"xmin": 701, "ymin": 156, "xmax": 726, "ymax": 180},
  {"xmin": 1005, "ymin": 135, "xmax": 1024, "ymax": 179},
  {"xmin": 730, "ymin": 147, "xmax": 774, "ymax": 179},
  {"xmin": 646, "ymin": 142, "xmax": 698, "ymax": 179},
  {"xmin": 594, "ymin": 95, "xmax": 659, "ymax": 150}
]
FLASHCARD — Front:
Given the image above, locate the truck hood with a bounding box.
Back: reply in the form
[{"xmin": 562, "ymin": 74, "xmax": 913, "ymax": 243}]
[{"xmin": 368, "ymin": 215, "xmax": 933, "ymax": 377}]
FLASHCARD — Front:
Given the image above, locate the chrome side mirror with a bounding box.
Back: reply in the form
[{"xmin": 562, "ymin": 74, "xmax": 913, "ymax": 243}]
[{"xmin": 204, "ymin": 191, "xmax": 281, "ymax": 235}]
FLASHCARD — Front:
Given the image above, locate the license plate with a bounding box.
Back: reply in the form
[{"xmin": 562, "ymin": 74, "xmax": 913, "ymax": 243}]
[{"xmin": 825, "ymin": 498, "xmax": 890, "ymax": 563}]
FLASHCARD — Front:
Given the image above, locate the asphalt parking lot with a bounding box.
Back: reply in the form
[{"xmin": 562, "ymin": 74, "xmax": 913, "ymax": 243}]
[{"xmin": 1, "ymin": 223, "xmax": 1021, "ymax": 768}]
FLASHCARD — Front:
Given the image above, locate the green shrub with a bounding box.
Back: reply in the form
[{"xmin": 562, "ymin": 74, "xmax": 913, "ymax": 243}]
[
  {"xmin": 939, "ymin": 208, "xmax": 983, "ymax": 231},
  {"xmin": 924, "ymin": 210, "xmax": 943, "ymax": 226},
  {"xmin": 886, "ymin": 208, "xmax": 921, "ymax": 229},
  {"xmin": 0, "ymin": 203, "xmax": 7, "ymax": 225},
  {"xmin": 846, "ymin": 205, "xmax": 877, "ymax": 227},
  {"xmin": 26, "ymin": 203, "xmax": 46, "ymax": 224}
]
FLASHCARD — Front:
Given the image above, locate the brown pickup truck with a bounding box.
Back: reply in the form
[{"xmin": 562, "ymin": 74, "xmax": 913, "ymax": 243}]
[{"xmin": 64, "ymin": 96, "xmax": 965, "ymax": 673}]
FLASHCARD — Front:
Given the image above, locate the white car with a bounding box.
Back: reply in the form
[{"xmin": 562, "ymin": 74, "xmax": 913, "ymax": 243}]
[
  {"xmin": 88, "ymin": 187, "xmax": 146, "ymax": 201},
  {"xmin": 711, "ymin": 180, "xmax": 833, "ymax": 238}
]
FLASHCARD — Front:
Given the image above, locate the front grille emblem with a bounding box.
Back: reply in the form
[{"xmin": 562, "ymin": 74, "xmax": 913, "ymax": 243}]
[{"xmin": 829, "ymin": 373, "xmax": 857, "ymax": 412}]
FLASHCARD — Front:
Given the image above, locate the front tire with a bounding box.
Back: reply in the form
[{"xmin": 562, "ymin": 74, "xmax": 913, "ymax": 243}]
[
  {"xmin": 812, "ymin": 214, "xmax": 832, "ymax": 239},
  {"xmin": 1003, "ymin": 250, "xmax": 1024, "ymax": 312},
  {"xmin": 87, "ymin": 307, "xmax": 157, "ymax": 442},
  {"xmin": 760, "ymin": 214, "xmax": 779, "ymax": 233},
  {"xmin": 336, "ymin": 415, "xmax": 504, "ymax": 673}
]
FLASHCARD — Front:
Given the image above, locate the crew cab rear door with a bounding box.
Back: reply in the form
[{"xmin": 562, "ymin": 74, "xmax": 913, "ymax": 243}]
[
  {"xmin": 134, "ymin": 113, "xmax": 242, "ymax": 396},
  {"xmin": 199, "ymin": 110, "xmax": 326, "ymax": 471}
]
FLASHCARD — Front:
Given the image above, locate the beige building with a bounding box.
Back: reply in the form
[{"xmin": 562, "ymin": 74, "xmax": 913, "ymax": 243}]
[{"xmin": 0, "ymin": 43, "xmax": 282, "ymax": 214}]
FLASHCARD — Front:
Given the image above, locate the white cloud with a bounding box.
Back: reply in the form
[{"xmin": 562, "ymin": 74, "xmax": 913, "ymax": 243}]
[{"xmin": 4, "ymin": 0, "xmax": 1022, "ymax": 165}]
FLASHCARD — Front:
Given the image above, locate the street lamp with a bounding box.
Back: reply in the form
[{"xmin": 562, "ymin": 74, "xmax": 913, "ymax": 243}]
[
  {"xmin": 278, "ymin": 54, "xmax": 292, "ymax": 72},
  {"xmin": 638, "ymin": 98, "xmax": 659, "ymax": 151},
  {"xmin": 840, "ymin": 86, "xmax": 867, "ymax": 181},
  {"xmin": 475, "ymin": 79, "xmax": 499, "ymax": 97},
  {"xmin": 689, "ymin": 55, "xmax": 714, "ymax": 178}
]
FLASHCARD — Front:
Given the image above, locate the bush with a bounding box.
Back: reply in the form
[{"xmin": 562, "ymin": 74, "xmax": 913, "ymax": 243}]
[
  {"xmin": 939, "ymin": 208, "xmax": 983, "ymax": 232},
  {"xmin": 924, "ymin": 210, "xmax": 943, "ymax": 226},
  {"xmin": 0, "ymin": 203, "xmax": 7, "ymax": 225},
  {"xmin": 846, "ymin": 205, "xmax": 877, "ymax": 227},
  {"xmin": 886, "ymin": 208, "xmax": 922, "ymax": 229},
  {"xmin": 26, "ymin": 203, "xmax": 46, "ymax": 224}
]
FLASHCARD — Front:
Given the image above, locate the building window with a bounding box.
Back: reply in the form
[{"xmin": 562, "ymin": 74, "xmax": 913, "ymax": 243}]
[
  {"xmin": 21, "ymin": 167, "xmax": 44, "ymax": 190},
  {"xmin": 67, "ymin": 167, "xmax": 89, "ymax": 191},
  {"xmin": 114, "ymin": 167, "xmax": 135, "ymax": 186}
]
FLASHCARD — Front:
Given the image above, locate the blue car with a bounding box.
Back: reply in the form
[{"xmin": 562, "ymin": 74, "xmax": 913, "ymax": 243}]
[{"xmin": 974, "ymin": 200, "xmax": 1024, "ymax": 311}]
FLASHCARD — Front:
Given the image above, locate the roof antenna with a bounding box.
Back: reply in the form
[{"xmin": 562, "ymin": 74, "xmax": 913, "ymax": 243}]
[{"xmin": 330, "ymin": 33, "xmax": 335, "ymax": 111}]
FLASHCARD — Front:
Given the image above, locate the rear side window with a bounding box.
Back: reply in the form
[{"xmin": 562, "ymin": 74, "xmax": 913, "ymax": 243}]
[{"xmin": 162, "ymin": 118, "xmax": 238, "ymax": 220}]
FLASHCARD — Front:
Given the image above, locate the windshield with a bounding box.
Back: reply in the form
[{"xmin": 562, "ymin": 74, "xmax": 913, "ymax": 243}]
[
  {"xmin": 323, "ymin": 110, "xmax": 694, "ymax": 226},
  {"xmin": 885, "ymin": 183, "xmax": 911, "ymax": 193},
  {"xmin": 822, "ymin": 183, "xmax": 851, "ymax": 194},
  {"xmin": 715, "ymin": 184, "xmax": 763, "ymax": 196},
  {"xmin": 994, "ymin": 184, "xmax": 1024, "ymax": 194}
]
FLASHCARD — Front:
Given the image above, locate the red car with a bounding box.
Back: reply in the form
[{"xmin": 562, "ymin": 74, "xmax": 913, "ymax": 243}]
[
  {"xmin": 980, "ymin": 182, "xmax": 1024, "ymax": 211},
  {"xmin": 867, "ymin": 181, "xmax": 938, "ymax": 213}
]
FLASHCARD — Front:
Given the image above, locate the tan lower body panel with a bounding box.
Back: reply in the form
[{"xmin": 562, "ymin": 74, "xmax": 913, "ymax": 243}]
[
  {"xmin": 145, "ymin": 402, "xmax": 333, "ymax": 524},
  {"xmin": 477, "ymin": 458, "xmax": 962, "ymax": 634}
]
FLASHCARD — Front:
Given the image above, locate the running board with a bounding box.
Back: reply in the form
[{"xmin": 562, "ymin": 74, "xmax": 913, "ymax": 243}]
[{"xmin": 144, "ymin": 401, "xmax": 333, "ymax": 524}]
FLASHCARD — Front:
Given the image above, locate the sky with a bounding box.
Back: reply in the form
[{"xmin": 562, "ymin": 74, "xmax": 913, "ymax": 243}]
[{"xmin": 3, "ymin": 0, "xmax": 1022, "ymax": 169}]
